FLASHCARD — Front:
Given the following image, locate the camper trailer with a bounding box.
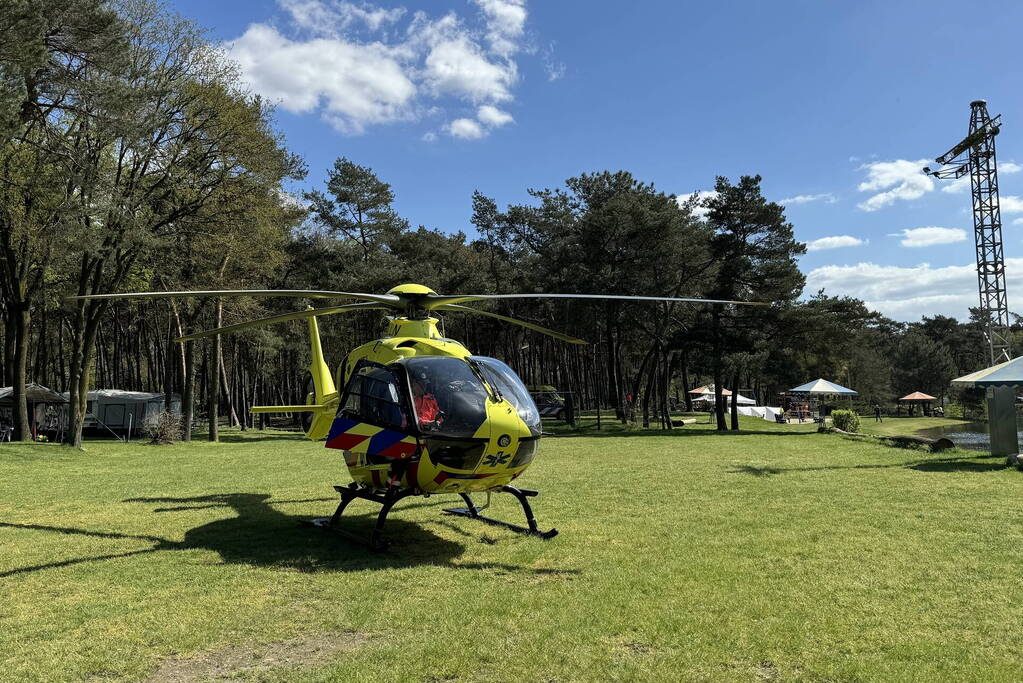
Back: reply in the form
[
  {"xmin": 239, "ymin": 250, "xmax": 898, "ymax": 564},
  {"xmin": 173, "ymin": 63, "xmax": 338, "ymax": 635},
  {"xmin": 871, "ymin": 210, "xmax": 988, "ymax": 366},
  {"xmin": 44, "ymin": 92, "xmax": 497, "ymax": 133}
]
[{"xmin": 65, "ymin": 390, "xmax": 181, "ymax": 435}]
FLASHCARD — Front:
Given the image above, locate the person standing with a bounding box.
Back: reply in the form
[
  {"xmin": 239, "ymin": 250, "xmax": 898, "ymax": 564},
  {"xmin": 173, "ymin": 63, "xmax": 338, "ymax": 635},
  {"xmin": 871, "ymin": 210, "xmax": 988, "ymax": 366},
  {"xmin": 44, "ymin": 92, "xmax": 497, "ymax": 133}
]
[{"xmin": 874, "ymin": 404, "xmax": 883, "ymax": 422}]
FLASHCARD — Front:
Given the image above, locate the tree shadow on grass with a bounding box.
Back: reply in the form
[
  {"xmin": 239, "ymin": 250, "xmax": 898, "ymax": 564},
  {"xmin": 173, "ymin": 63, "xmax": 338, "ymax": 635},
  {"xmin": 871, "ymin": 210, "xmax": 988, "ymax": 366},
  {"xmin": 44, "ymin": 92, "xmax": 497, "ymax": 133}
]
[
  {"xmin": 0, "ymin": 493, "xmax": 579, "ymax": 579},
  {"xmin": 207, "ymin": 432, "xmax": 307, "ymax": 444},
  {"xmin": 727, "ymin": 453, "xmax": 1008, "ymax": 477},
  {"xmin": 551, "ymin": 428, "xmax": 818, "ymax": 439},
  {"xmin": 908, "ymin": 454, "xmax": 1007, "ymax": 473}
]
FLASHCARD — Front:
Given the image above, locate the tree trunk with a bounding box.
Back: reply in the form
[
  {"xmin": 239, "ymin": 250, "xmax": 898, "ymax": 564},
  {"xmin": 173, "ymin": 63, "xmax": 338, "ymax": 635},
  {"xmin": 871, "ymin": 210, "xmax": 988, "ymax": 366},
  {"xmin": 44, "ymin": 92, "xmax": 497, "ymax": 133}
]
[
  {"xmin": 680, "ymin": 350, "xmax": 693, "ymax": 413},
  {"xmin": 629, "ymin": 343, "xmax": 658, "ymax": 424},
  {"xmin": 660, "ymin": 349, "xmax": 673, "ymax": 430},
  {"xmin": 220, "ymin": 351, "xmax": 238, "ymax": 428},
  {"xmin": 641, "ymin": 355, "xmax": 656, "ymax": 428},
  {"xmin": 207, "ymin": 299, "xmax": 223, "ymax": 441},
  {"xmin": 66, "ymin": 304, "xmax": 104, "ymax": 448},
  {"xmin": 10, "ymin": 304, "xmax": 31, "ymax": 441},
  {"xmin": 164, "ymin": 317, "xmax": 174, "ymax": 411},
  {"xmin": 712, "ymin": 307, "xmax": 727, "ymax": 430},
  {"xmin": 181, "ymin": 341, "xmax": 194, "ymax": 442},
  {"xmin": 730, "ymin": 369, "xmax": 740, "ymax": 431}
]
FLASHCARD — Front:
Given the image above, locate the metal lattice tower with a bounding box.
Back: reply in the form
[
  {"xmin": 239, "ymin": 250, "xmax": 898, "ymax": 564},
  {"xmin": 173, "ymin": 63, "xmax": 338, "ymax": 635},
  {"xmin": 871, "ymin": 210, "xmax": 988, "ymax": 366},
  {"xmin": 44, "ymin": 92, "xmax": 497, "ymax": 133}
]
[{"xmin": 924, "ymin": 100, "xmax": 1011, "ymax": 364}]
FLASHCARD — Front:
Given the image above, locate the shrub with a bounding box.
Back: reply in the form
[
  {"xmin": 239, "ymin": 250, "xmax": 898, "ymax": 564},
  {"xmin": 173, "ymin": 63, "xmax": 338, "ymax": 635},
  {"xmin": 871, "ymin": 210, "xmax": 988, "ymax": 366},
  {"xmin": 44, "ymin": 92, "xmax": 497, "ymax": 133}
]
[
  {"xmin": 831, "ymin": 409, "xmax": 860, "ymax": 433},
  {"xmin": 146, "ymin": 411, "xmax": 182, "ymax": 445}
]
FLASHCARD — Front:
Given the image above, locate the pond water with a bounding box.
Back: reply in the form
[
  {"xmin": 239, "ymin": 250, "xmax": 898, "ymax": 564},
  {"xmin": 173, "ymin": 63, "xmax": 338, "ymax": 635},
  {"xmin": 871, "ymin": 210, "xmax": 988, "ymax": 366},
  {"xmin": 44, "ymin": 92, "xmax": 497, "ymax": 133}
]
[{"xmin": 914, "ymin": 420, "xmax": 1022, "ymax": 452}]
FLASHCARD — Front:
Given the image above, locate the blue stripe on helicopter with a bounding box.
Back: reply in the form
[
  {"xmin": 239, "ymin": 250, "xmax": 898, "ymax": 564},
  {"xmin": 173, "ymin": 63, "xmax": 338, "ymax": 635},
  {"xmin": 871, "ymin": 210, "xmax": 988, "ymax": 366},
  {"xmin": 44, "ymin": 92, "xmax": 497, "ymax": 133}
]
[
  {"xmin": 326, "ymin": 417, "xmax": 359, "ymax": 442},
  {"xmin": 368, "ymin": 428, "xmax": 411, "ymax": 455}
]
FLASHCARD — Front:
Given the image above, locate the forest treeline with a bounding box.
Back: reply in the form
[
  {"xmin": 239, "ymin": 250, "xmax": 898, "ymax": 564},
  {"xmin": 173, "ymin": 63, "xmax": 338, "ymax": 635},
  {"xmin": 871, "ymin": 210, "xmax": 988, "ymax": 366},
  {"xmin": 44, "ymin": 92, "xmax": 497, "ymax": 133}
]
[{"xmin": 0, "ymin": 0, "xmax": 999, "ymax": 445}]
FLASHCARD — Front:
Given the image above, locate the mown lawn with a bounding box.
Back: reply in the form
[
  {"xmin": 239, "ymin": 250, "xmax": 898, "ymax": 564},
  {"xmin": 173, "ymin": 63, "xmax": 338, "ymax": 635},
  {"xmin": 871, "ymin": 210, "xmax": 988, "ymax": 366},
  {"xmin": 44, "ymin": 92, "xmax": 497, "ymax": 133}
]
[
  {"xmin": 2, "ymin": 418, "xmax": 1022, "ymax": 682},
  {"xmin": 863, "ymin": 414, "xmax": 977, "ymax": 437}
]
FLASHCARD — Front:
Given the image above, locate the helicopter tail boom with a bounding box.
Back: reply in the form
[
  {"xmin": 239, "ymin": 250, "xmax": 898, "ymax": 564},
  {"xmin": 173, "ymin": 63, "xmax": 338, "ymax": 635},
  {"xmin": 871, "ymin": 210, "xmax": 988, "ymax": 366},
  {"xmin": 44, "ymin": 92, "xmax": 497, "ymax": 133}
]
[{"xmin": 250, "ymin": 405, "xmax": 328, "ymax": 413}]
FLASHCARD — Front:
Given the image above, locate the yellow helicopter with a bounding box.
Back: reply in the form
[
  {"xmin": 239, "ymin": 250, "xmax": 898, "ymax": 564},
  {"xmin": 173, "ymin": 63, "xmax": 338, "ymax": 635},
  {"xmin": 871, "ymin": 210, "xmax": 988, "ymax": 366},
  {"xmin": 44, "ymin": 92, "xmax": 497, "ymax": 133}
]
[{"xmin": 77, "ymin": 284, "xmax": 759, "ymax": 550}]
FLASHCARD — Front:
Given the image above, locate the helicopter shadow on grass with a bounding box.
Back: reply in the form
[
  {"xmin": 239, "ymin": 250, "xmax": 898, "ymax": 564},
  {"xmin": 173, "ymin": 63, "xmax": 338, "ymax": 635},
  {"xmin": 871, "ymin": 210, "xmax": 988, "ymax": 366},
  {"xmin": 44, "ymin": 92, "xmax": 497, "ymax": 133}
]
[{"xmin": 0, "ymin": 493, "xmax": 580, "ymax": 578}]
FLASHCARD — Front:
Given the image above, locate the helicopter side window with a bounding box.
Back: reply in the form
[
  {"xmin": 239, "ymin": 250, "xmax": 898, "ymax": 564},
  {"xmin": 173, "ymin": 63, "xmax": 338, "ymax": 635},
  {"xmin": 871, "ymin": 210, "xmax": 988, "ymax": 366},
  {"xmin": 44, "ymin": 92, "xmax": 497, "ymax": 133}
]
[
  {"xmin": 340, "ymin": 366, "xmax": 410, "ymax": 430},
  {"xmin": 403, "ymin": 357, "xmax": 489, "ymax": 438}
]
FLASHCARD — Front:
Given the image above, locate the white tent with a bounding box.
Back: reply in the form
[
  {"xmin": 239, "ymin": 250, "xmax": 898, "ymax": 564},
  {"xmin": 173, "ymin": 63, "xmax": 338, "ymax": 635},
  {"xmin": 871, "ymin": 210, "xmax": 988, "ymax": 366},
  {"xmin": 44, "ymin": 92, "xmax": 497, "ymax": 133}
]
[
  {"xmin": 737, "ymin": 405, "xmax": 783, "ymax": 421},
  {"xmin": 691, "ymin": 392, "xmax": 756, "ymax": 406}
]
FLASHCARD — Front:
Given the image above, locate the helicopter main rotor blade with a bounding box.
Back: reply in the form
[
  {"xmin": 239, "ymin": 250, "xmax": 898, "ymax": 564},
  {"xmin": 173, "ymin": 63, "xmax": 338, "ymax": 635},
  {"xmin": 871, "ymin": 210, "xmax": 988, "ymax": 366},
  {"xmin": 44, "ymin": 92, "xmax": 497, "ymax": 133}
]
[
  {"xmin": 437, "ymin": 304, "xmax": 588, "ymax": 345},
  {"xmin": 175, "ymin": 302, "xmax": 389, "ymax": 342},
  {"xmin": 423, "ymin": 293, "xmax": 770, "ymax": 309},
  {"xmin": 69, "ymin": 289, "xmax": 401, "ymax": 306}
]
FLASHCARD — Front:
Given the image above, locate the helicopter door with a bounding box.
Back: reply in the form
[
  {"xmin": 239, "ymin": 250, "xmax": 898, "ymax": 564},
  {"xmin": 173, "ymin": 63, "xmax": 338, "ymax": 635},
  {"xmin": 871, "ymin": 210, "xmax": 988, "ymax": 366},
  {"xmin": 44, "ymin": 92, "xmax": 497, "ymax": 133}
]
[{"xmin": 325, "ymin": 364, "xmax": 418, "ymax": 459}]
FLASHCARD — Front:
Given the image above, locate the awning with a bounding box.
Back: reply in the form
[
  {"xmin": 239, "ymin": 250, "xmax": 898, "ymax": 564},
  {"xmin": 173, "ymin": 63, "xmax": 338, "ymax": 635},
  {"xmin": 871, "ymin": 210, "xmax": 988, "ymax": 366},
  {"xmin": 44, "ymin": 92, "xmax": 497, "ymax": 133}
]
[
  {"xmin": 951, "ymin": 356, "xmax": 1023, "ymax": 388},
  {"xmin": 0, "ymin": 383, "xmax": 68, "ymax": 403},
  {"xmin": 787, "ymin": 378, "xmax": 858, "ymax": 395},
  {"xmin": 899, "ymin": 391, "xmax": 936, "ymax": 401}
]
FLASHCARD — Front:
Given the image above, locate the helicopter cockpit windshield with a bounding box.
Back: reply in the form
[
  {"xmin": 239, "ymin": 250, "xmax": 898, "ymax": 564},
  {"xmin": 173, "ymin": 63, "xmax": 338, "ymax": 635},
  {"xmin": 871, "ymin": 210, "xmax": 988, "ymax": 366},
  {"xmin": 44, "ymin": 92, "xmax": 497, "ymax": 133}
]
[
  {"xmin": 469, "ymin": 356, "xmax": 542, "ymax": 437},
  {"xmin": 404, "ymin": 357, "xmax": 491, "ymax": 438}
]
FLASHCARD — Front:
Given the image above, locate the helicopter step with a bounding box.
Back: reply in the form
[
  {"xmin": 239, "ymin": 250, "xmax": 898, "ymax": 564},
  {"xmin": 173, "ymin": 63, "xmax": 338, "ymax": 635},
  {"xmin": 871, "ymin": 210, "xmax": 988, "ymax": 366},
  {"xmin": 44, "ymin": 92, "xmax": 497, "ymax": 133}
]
[{"xmin": 443, "ymin": 485, "xmax": 558, "ymax": 540}]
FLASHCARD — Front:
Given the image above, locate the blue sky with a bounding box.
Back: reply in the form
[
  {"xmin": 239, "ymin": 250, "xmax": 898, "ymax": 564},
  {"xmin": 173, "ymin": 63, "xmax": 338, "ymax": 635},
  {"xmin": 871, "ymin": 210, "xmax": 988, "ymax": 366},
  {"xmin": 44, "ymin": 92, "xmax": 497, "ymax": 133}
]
[{"xmin": 168, "ymin": 0, "xmax": 1023, "ymax": 321}]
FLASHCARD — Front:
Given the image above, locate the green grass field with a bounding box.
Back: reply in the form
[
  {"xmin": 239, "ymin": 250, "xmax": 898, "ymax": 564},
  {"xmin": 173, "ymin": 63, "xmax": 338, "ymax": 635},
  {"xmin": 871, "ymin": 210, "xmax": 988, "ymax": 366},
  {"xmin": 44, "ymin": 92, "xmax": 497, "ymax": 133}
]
[{"xmin": 2, "ymin": 416, "xmax": 1022, "ymax": 682}]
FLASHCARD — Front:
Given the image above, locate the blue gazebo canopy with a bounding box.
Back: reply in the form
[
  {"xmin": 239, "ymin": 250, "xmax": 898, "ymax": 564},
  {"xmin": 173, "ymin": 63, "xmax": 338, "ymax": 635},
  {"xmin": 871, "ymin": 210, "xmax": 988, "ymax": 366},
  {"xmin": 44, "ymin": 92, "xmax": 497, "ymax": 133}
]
[{"xmin": 787, "ymin": 378, "xmax": 858, "ymax": 395}]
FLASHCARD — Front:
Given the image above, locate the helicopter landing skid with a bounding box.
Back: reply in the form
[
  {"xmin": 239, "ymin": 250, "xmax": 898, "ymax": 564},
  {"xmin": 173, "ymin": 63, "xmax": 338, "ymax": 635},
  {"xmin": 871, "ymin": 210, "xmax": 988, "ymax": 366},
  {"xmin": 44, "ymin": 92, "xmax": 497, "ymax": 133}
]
[
  {"xmin": 306, "ymin": 483, "xmax": 416, "ymax": 552},
  {"xmin": 443, "ymin": 485, "xmax": 558, "ymax": 540}
]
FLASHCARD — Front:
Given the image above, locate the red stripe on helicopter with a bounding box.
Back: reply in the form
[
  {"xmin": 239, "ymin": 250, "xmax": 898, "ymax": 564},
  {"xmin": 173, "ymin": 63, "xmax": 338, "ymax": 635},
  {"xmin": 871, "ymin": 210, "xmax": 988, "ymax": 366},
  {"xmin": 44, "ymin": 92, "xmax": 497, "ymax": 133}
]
[
  {"xmin": 369, "ymin": 430, "xmax": 417, "ymax": 458},
  {"xmin": 325, "ymin": 431, "xmax": 371, "ymax": 451},
  {"xmin": 378, "ymin": 440, "xmax": 417, "ymax": 458}
]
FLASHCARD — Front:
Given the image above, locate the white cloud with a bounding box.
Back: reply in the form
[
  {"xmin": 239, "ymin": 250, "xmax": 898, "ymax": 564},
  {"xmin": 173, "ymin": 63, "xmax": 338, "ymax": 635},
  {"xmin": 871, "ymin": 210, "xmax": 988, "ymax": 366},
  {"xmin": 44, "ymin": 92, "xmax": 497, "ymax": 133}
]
[
  {"xmin": 806, "ymin": 258, "xmax": 1023, "ymax": 320},
  {"xmin": 676, "ymin": 190, "xmax": 718, "ymax": 219},
  {"xmin": 805, "ymin": 235, "xmax": 864, "ymax": 252},
  {"xmin": 477, "ymin": 104, "xmax": 513, "ymax": 127},
  {"xmin": 781, "ymin": 193, "xmax": 837, "ymax": 205},
  {"xmin": 940, "ymin": 161, "xmax": 1022, "ymax": 194},
  {"xmin": 542, "ymin": 41, "xmax": 565, "ymax": 81},
  {"xmin": 1013, "ymin": 217, "xmax": 1023, "ymax": 226},
  {"xmin": 446, "ymin": 117, "xmax": 485, "ymax": 139},
  {"xmin": 416, "ymin": 15, "xmax": 518, "ymax": 103},
  {"xmin": 421, "ymin": 131, "xmax": 437, "ymax": 142},
  {"xmin": 227, "ymin": 0, "xmax": 532, "ymax": 137},
  {"xmin": 473, "ymin": 0, "xmax": 527, "ymax": 57},
  {"xmin": 1001, "ymin": 196, "xmax": 1023, "ymax": 214},
  {"xmin": 940, "ymin": 177, "xmax": 970, "ymax": 195},
  {"xmin": 857, "ymin": 159, "xmax": 934, "ymax": 211},
  {"xmin": 227, "ymin": 24, "xmax": 415, "ymax": 133},
  {"xmin": 280, "ymin": 0, "xmax": 405, "ymax": 35},
  {"xmin": 893, "ymin": 227, "xmax": 966, "ymax": 248}
]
